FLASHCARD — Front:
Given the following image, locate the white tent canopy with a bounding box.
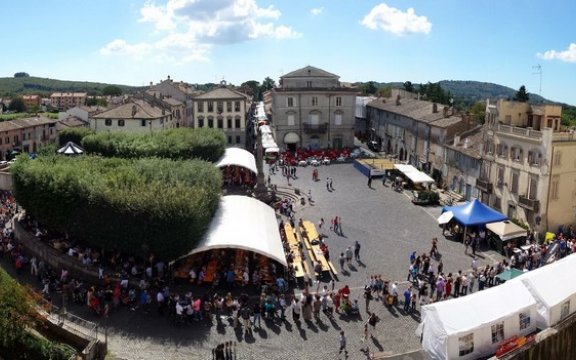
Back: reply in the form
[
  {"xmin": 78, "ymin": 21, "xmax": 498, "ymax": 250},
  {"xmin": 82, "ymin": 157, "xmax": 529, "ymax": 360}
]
[
  {"xmin": 394, "ymin": 164, "xmax": 435, "ymax": 184},
  {"xmin": 486, "ymin": 221, "xmax": 527, "ymax": 242},
  {"xmin": 178, "ymin": 195, "xmax": 287, "ymax": 267},
  {"xmin": 417, "ymin": 280, "xmax": 538, "ymax": 360},
  {"xmin": 519, "ymin": 254, "xmax": 576, "ymax": 329},
  {"xmin": 57, "ymin": 141, "xmax": 84, "ymax": 155},
  {"xmin": 215, "ymin": 147, "xmax": 258, "ymax": 175}
]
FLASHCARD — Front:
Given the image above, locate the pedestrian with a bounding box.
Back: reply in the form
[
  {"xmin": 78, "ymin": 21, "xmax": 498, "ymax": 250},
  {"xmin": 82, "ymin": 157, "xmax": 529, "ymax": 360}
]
[
  {"xmin": 241, "ymin": 306, "xmax": 252, "ymax": 332},
  {"xmin": 253, "ymin": 301, "xmax": 262, "ymax": 328},
  {"xmin": 326, "ymin": 177, "xmax": 330, "ymax": 191},
  {"xmin": 430, "ymin": 237, "xmax": 439, "ymax": 257},
  {"xmin": 345, "ymin": 247, "xmax": 353, "ymax": 267},
  {"xmin": 367, "ymin": 175, "xmax": 372, "ymax": 188},
  {"xmin": 364, "ymin": 286, "xmax": 373, "ymax": 313},
  {"xmin": 330, "ymin": 217, "xmax": 335, "ymax": 231},
  {"xmin": 307, "ymin": 189, "xmax": 313, "ymax": 203},
  {"xmin": 318, "ymin": 218, "xmax": 325, "ymax": 230},
  {"xmin": 339, "ymin": 253, "xmax": 346, "ymax": 270},
  {"xmin": 338, "ymin": 331, "xmax": 348, "ymax": 358},
  {"xmin": 354, "ymin": 241, "xmax": 361, "ymax": 261},
  {"xmin": 361, "ymin": 323, "xmax": 370, "ymax": 353},
  {"xmin": 367, "ymin": 312, "xmax": 379, "ymax": 339},
  {"xmin": 403, "ymin": 288, "xmax": 411, "ymax": 312},
  {"xmin": 329, "ymin": 177, "xmax": 334, "ymax": 191}
]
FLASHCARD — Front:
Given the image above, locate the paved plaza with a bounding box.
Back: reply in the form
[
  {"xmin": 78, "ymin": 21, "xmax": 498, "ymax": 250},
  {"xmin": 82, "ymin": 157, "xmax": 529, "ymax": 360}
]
[{"xmin": 2, "ymin": 161, "xmax": 506, "ymax": 360}]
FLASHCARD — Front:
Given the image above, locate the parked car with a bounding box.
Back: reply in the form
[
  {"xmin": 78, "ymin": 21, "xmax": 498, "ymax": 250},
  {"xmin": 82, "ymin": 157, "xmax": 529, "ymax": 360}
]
[
  {"xmin": 298, "ymin": 160, "xmax": 308, "ymax": 167},
  {"xmin": 322, "ymin": 157, "xmax": 331, "ymax": 165},
  {"xmin": 336, "ymin": 155, "xmax": 347, "ymax": 162}
]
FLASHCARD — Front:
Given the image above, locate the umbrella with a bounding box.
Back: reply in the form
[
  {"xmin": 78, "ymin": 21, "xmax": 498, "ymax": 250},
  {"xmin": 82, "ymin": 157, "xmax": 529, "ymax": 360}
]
[
  {"xmin": 437, "ymin": 211, "xmax": 454, "ymax": 225},
  {"xmin": 545, "ymin": 232, "xmax": 555, "ymax": 243}
]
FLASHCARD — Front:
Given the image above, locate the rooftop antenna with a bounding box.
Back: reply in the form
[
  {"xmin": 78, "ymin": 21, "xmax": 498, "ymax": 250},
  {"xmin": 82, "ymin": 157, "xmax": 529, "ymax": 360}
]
[{"xmin": 532, "ymin": 64, "xmax": 542, "ymax": 96}]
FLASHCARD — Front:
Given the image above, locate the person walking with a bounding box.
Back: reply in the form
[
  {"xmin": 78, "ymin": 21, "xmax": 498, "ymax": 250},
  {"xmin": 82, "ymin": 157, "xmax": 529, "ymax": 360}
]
[
  {"xmin": 326, "ymin": 177, "xmax": 331, "ymax": 191},
  {"xmin": 329, "ymin": 177, "xmax": 334, "ymax": 191},
  {"xmin": 339, "ymin": 253, "xmax": 346, "ymax": 271},
  {"xmin": 367, "ymin": 175, "xmax": 372, "ymax": 188},
  {"xmin": 338, "ymin": 331, "xmax": 348, "ymax": 358},
  {"xmin": 354, "ymin": 241, "xmax": 361, "ymax": 261},
  {"xmin": 364, "ymin": 286, "xmax": 373, "ymax": 314},
  {"xmin": 345, "ymin": 247, "xmax": 353, "ymax": 267},
  {"xmin": 403, "ymin": 287, "xmax": 411, "ymax": 312}
]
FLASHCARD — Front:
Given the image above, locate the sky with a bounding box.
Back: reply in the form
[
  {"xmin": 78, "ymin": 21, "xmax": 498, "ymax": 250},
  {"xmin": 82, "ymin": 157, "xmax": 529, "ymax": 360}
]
[{"xmin": 2, "ymin": 0, "xmax": 576, "ymax": 105}]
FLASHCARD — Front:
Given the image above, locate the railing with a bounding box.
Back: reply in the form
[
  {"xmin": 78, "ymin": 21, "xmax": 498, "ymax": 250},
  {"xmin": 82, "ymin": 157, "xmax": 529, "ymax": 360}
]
[
  {"xmin": 518, "ymin": 195, "xmax": 540, "ymax": 212},
  {"xmin": 495, "ymin": 124, "xmax": 543, "ymax": 140},
  {"xmin": 302, "ymin": 122, "xmax": 328, "ymax": 134},
  {"xmin": 476, "ymin": 178, "xmax": 493, "ymax": 193}
]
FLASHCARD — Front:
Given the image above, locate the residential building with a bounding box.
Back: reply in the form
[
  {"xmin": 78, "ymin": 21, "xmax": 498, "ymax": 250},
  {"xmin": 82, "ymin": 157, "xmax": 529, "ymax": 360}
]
[
  {"xmin": 192, "ymin": 84, "xmax": 251, "ymax": 147},
  {"xmin": 22, "ymin": 95, "xmax": 41, "ymax": 110},
  {"xmin": 90, "ymin": 99, "xmax": 176, "ymax": 133},
  {"xmin": 478, "ymin": 99, "xmax": 571, "ymax": 235},
  {"xmin": 367, "ymin": 89, "xmax": 476, "ymax": 185},
  {"xmin": 268, "ymin": 66, "xmax": 358, "ymax": 151},
  {"xmin": 147, "ymin": 76, "xmax": 199, "ymax": 127},
  {"xmin": 444, "ymin": 127, "xmax": 483, "ymax": 200},
  {"xmin": 0, "ymin": 116, "xmax": 58, "ymax": 157},
  {"xmin": 50, "ymin": 92, "xmax": 87, "ymax": 110}
]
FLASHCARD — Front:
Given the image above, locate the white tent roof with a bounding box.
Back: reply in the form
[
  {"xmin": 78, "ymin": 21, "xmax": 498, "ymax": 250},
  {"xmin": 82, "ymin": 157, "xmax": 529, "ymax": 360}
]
[
  {"xmin": 519, "ymin": 254, "xmax": 576, "ymax": 328},
  {"xmin": 57, "ymin": 141, "xmax": 84, "ymax": 155},
  {"xmin": 418, "ymin": 280, "xmax": 537, "ymax": 360},
  {"xmin": 486, "ymin": 221, "xmax": 527, "ymax": 241},
  {"xmin": 215, "ymin": 147, "xmax": 258, "ymax": 175},
  {"xmin": 181, "ymin": 195, "xmax": 287, "ymax": 267},
  {"xmin": 394, "ymin": 164, "xmax": 435, "ymax": 184}
]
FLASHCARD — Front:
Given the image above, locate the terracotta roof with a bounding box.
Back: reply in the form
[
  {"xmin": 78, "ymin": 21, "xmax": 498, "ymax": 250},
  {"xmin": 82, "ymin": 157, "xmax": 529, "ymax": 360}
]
[
  {"xmin": 50, "ymin": 92, "xmax": 87, "ymax": 97},
  {"xmin": 194, "ymin": 87, "xmax": 249, "ymax": 100},
  {"xmin": 445, "ymin": 127, "xmax": 484, "ymax": 159},
  {"xmin": 0, "ymin": 116, "xmax": 57, "ymax": 132},
  {"xmin": 163, "ymin": 97, "xmax": 183, "ymax": 106},
  {"xmin": 367, "ymin": 97, "xmax": 463, "ymax": 126},
  {"xmin": 92, "ymin": 99, "xmax": 164, "ymax": 119},
  {"xmin": 58, "ymin": 116, "xmax": 88, "ymax": 128},
  {"xmin": 281, "ymin": 65, "xmax": 339, "ymax": 79}
]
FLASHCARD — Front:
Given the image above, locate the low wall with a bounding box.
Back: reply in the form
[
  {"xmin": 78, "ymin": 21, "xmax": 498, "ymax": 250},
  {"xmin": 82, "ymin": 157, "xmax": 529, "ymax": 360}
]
[{"xmin": 0, "ymin": 170, "xmax": 12, "ymax": 191}]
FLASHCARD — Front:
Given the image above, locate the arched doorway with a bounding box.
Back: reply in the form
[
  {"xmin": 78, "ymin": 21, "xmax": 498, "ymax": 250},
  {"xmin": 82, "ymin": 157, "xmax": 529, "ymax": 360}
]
[
  {"xmin": 309, "ymin": 135, "xmax": 320, "ymax": 150},
  {"xmin": 283, "ymin": 132, "xmax": 300, "ymax": 152}
]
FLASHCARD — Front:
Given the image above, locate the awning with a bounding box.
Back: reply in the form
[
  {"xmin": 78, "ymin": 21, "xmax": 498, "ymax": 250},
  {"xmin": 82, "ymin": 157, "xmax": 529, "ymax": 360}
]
[
  {"xmin": 495, "ymin": 268, "xmax": 525, "ymax": 282},
  {"xmin": 265, "ymin": 147, "xmax": 280, "ymax": 154},
  {"xmin": 177, "ymin": 196, "xmax": 287, "ymax": 267},
  {"xmin": 394, "ymin": 164, "xmax": 435, "ymax": 184},
  {"xmin": 437, "ymin": 211, "xmax": 454, "ymax": 225},
  {"xmin": 283, "ymin": 132, "xmax": 300, "ymax": 144},
  {"xmin": 485, "ymin": 221, "xmax": 527, "ymax": 241},
  {"xmin": 215, "ymin": 147, "xmax": 258, "ymax": 175}
]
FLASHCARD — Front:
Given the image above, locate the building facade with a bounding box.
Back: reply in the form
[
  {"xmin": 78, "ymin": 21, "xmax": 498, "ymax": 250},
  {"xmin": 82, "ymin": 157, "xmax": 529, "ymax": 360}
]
[
  {"xmin": 443, "ymin": 127, "xmax": 483, "ymax": 201},
  {"xmin": 22, "ymin": 95, "xmax": 41, "ymax": 110},
  {"xmin": 192, "ymin": 85, "xmax": 250, "ymax": 147},
  {"xmin": 147, "ymin": 76, "xmax": 199, "ymax": 127},
  {"xmin": 90, "ymin": 99, "xmax": 176, "ymax": 133},
  {"xmin": 50, "ymin": 92, "xmax": 87, "ymax": 110},
  {"xmin": 0, "ymin": 116, "xmax": 58, "ymax": 157},
  {"xmin": 268, "ymin": 66, "xmax": 357, "ymax": 151},
  {"xmin": 477, "ymin": 99, "xmax": 571, "ymax": 235}
]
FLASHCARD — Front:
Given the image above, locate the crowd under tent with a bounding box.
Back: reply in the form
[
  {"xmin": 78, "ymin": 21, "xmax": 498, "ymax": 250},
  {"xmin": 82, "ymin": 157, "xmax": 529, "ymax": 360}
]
[
  {"xmin": 519, "ymin": 254, "xmax": 576, "ymax": 329},
  {"xmin": 215, "ymin": 147, "xmax": 258, "ymax": 175},
  {"xmin": 175, "ymin": 195, "xmax": 287, "ymax": 267},
  {"xmin": 417, "ymin": 280, "xmax": 538, "ymax": 360},
  {"xmin": 485, "ymin": 220, "xmax": 527, "ymax": 254},
  {"xmin": 442, "ymin": 199, "xmax": 508, "ymax": 227},
  {"xmin": 394, "ymin": 164, "xmax": 435, "ymax": 184}
]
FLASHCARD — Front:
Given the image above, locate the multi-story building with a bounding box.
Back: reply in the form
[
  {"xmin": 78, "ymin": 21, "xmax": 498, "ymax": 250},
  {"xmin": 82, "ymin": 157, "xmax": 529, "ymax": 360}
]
[
  {"xmin": 367, "ymin": 89, "xmax": 476, "ymax": 185},
  {"xmin": 268, "ymin": 66, "xmax": 358, "ymax": 151},
  {"xmin": 90, "ymin": 99, "xmax": 176, "ymax": 133},
  {"xmin": 22, "ymin": 95, "xmax": 41, "ymax": 110},
  {"xmin": 192, "ymin": 84, "xmax": 250, "ymax": 147},
  {"xmin": 0, "ymin": 116, "xmax": 58, "ymax": 157},
  {"xmin": 478, "ymin": 99, "xmax": 572, "ymax": 235},
  {"xmin": 50, "ymin": 92, "xmax": 87, "ymax": 110},
  {"xmin": 147, "ymin": 76, "xmax": 199, "ymax": 127},
  {"xmin": 444, "ymin": 127, "xmax": 483, "ymax": 200}
]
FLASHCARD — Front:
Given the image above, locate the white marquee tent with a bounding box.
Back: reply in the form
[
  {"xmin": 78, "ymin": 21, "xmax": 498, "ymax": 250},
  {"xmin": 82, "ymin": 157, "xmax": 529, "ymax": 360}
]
[
  {"xmin": 394, "ymin": 164, "xmax": 435, "ymax": 184},
  {"xmin": 215, "ymin": 147, "xmax": 258, "ymax": 175},
  {"xmin": 518, "ymin": 254, "xmax": 576, "ymax": 329},
  {"xmin": 417, "ymin": 280, "xmax": 538, "ymax": 360},
  {"xmin": 177, "ymin": 195, "xmax": 287, "ymax": 267}
]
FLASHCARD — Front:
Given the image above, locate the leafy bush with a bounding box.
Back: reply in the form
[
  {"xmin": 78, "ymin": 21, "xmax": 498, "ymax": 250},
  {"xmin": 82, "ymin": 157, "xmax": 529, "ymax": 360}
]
[
  {"xmin": 81, "ymin": 128, "xmax": 226, "ymax": 162},
  {"xmin": 0, "ymin": 268, "xmax": 36, "ymax": 347},
  {"xmin": 12, "ymin": 155, "xmax": 222, "ymax": 260},
  {"xmin": 58, "ymin": 127, "xmax": 94, "ymax": 146}
]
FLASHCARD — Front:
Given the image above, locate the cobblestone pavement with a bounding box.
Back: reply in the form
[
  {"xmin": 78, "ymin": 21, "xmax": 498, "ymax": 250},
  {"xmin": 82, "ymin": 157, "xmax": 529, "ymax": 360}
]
[{"xmin": 2, "ymin": 161, "xmax": 505, "ymax": 360}]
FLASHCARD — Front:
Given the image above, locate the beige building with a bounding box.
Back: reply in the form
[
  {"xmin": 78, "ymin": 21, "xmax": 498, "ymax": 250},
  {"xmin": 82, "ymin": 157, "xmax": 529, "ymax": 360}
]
[
  {"xmin": 22, "ymin": 95, "xmax": 41, "ymax": 110},
  {"xmin": 0, "ymin": 116, "xmax": 58, "ymax": 157},
  {"xmin": 268, "ymin": 66, "xmax": 358, "ymax": 151},
  {"xmin": 50, "ymin": 92, "xmax": 87, "ymax": 110},
  {"xmin": 147, "ymin": 76, "xmax": 199, "ymax": 127},
  {"xmin": 478, "ymin": 99, "xmax": 572, "ymax": 236},
  {"xmin": 192, "ymin": 85, "xmax": 250, "ymax": 146},
  {"xmin": 90, "ymin": 99, "xmax": 176, "ymax": 133}
]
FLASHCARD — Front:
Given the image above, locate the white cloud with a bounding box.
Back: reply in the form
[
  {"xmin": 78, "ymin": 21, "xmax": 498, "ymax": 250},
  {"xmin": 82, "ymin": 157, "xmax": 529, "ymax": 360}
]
[
  {"xmin": 101, "ymin": 0, "xmax": 299, "ymax": 62},
  {"xmin": 311, "ymin": 7, "xmax": 324, "ymax": 16},
  {"xmin": 538, "ymin": 43, "xmax": 576, "ymax": 63},
  {"xmin": 361, "ymin": 3, "xmax": 431, "ymax": 36}
]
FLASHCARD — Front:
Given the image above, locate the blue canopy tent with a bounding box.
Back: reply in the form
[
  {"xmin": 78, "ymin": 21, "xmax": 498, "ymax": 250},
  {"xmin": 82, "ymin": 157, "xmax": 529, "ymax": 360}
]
[{"xmin": 442, "ymin": 199, "xmax": 508, "ymax": 243}]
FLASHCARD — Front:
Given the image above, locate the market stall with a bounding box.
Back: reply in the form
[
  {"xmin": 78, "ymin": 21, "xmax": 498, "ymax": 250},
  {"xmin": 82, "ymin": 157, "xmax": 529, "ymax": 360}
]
[
  {"xmin": 485, "ymin": 220, "xmax": 527, "ymax": 254},
  {"xmin": 442, "ymin": 199, "xmax": 508, "ymax": 242}
]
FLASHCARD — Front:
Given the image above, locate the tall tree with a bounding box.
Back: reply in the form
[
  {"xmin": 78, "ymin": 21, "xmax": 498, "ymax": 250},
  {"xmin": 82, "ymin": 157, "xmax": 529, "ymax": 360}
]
[
  {"xmin": 258, "ymin": 77, "xmax": 276, "ymax": 101},
  {"xmin": 469, "ymin": 101, "xmax": 486, "ymax": 124},
  {"xmin": 403, "ymin": 81, "xmax": 414, "ymax": 92},
  {"xmin": 362, "ymin": 81, "xmax": 377, "ymax": 95},
  {"xmin": 8, "ymin": 97, "xmax": 26, "ymax": 113},
  {"xmin": 514, "ymin": 85, "xmax": 530, "ymax": 102},
  {"xmin": 102, "ymin": 85, "xmax": 122, "ymax": 96},
  {"xmin": 13, "ymin": 72, "xmax": 29, "ymax": 78},
  {"xmin": 240, "ymin": 80, "xmax": 261, "ymax": 100}
]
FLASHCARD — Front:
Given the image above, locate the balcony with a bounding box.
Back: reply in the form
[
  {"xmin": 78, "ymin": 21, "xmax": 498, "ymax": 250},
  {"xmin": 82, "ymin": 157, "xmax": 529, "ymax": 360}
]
[
  {"xmin": 303, "ymin": 122, "xmax": 328, "ymax": 134},
  {"xmin": 518, "ymin": 195, "xmax": 540, "ymax": 212},
  {"xmin": 476, "ymin": 178, "xmax": 493, "ymax": 193}
]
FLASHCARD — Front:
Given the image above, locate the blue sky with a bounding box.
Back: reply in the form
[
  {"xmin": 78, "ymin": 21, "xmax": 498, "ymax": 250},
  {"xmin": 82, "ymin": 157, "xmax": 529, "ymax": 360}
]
[{"xmin": 3, "ymin": 0, "xmax": 576, "ymax": 105}]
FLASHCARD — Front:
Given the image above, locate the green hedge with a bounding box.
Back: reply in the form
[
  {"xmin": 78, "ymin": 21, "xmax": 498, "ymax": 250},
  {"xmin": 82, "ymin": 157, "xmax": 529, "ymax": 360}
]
[
  {"xmin": 12, "ymin": 155, "xmax": 222, "ymax": 260},
  {"xmin": 0, "ymin": 268, "xmax": 35, "ymax": 347},
  {"xmin": 58, "ymin": 127, "xmax": 94, "ymax": 146},
  {"xmin": 81, "ymin": 128, "xmax": 226, "ymax": 162}
]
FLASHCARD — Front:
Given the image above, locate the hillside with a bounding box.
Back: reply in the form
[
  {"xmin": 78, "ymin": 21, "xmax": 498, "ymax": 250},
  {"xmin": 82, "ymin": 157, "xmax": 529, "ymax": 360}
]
[
  {"xmin": 0, "ymin": 76, "xmax": 140, "ymax": 97},
  {"xmin": 437, "ymin": 80, "xmax": 548, "ymax": 105}
]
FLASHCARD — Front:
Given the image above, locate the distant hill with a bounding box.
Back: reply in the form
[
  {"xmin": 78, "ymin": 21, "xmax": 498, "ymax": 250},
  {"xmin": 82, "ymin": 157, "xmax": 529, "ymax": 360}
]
[
  {"xmin": 437, "ymin": 80, "xmax": 548, "ymax": 105},
  {"xmin": 0, "ymin": 76, "xmax": 141, "ymax": 97}
]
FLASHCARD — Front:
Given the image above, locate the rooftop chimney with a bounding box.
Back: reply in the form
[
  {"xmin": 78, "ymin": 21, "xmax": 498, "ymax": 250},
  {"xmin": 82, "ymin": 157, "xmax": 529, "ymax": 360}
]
[
  {"xmin": 396, "ymin": 95, "xmax": 401, "ymax": 106},
  {"xmin": 432, "ymin": 103, "xmax": 438, "ymax": 113},
  {"xmin": 453, "ymin": 135, "xmax": 460, "ymax": 146}
]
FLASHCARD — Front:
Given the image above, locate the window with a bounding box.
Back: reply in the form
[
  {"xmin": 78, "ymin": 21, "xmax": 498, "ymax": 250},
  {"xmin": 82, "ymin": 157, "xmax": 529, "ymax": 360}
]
[
  {"xmin": 287, "ymin": 97, "xmax": 294, "ymax": 107},
  {"xmin": 554, "ymin": 151, "xmax": 562, "ymax": 167},
  {"xmin": 334, "ymin": 113, "xmax": 342, "ymax": 126},
  {"xmin": 491, "ymin": 322, "xmax": 504, "ymax": 344},
  {"xmin": 235, "ymin": 118, "xmax": 241, "ymax": 129},
  {"xmin": 336, "ymin": 96, "xmax": 342, "ymax": 106},
  {"xmin": 528, "ymin": 176, "xmax": 538, "ymax": 199},
  {"xmin": 198, "ymin": 118, "xmax": 204, "ymax": 128},
  {"xmin": 226, "ymin": 101, "xmax": 232, "ymax": 112},
  {"xmin": 287, "ymin": 114, "xmax": 295, "ymax": 126},
  {"xmin": 236, "ymin": 135, "xmax": 241, "ymax": 144},
  {"xmin": 217, "ymin": 101, "xmax": 223, "ymax": 113},
  {"xmin": 227, "ymin": 118, "xmax": 232, "ymax": 129},
  {"xmin": 551, "ymin": 176, "xmax": 559, "ymax": 200},
  {"xmin": 207, "ymin": 101, "xmax": 214, "ymax": 112},
  {"xmin": 508, "ymin": 204, "xmax": 516, "ymax": 219},
  {"xmin": 497, "ymin": 166, "xmax": 505, "ymax": 187},
  {"xmin": 306, "ymin": 81, "xmax": 312, "ymax": 88},
  {"xmin": 234, "ymin": 101, "xmax": 241, "ymax": 112},
  {"xmin": 197, "ymin": 101, "xmax": 203, "ymax": 112},
  {"xmin": 217, "ymin": 118, "xmax": 223, "ymax": 129},
  {"xmin": 118, "ymin": 119, "xmax": 125, "ymax": 127},
  {"xmin": 311, "ymin": 97, "xmax": 318, "ymax": 106},
  {"xmin": 561, "ymin": 300, "xmax": 570, "ymax": 320},
  {"xmin": 105, "ymin": 119, "xmax": 112, "ymax": 126},
  {"xmin": 512, "ymin": 146, "xmax": 523, "ymax": 162},
  {"xmin": 309, "ymin": 113, "xmax": 320, "ymax": 125},
  {"xmin": 227, "ymin": 136, "xmax": 232, "ymax": 144},
  {"xmin": 511, "ymin": 171, "xmax": 519, "ymax": 194},
  {"xmin": 458, "ymin": 333, "xmax": 474, "ymax": 356},
  {"xmin": 208, "ymin": 118, "xmax": 214, "ymax": 128},
  {"xmin": 519, "ymin": 312, "xmax": 531, "ymax": 330}
]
